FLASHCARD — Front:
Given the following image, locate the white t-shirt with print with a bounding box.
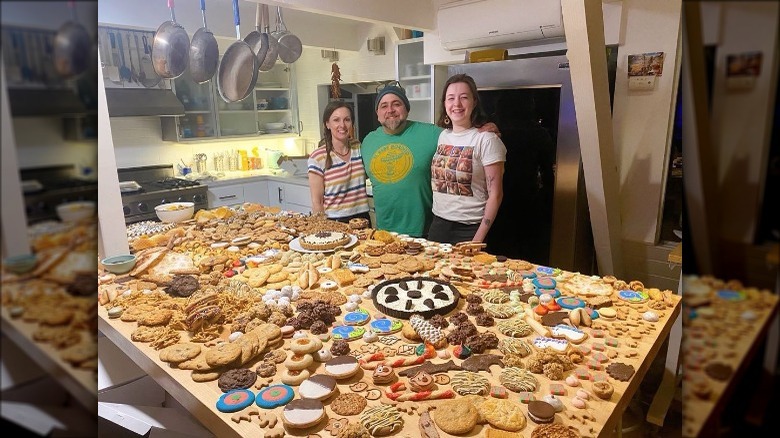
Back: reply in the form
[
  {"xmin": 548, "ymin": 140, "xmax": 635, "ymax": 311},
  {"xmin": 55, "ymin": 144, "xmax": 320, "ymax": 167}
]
[{"xmin": 431, "ymin": 128, "xmax": 506, "ymax": 224}]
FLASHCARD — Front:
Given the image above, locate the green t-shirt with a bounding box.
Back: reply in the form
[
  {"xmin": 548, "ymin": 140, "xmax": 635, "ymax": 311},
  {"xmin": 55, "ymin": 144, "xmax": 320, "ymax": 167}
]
[{"xmin": 361, "ymin": 121, "xmax": 443, "ymax": 237}]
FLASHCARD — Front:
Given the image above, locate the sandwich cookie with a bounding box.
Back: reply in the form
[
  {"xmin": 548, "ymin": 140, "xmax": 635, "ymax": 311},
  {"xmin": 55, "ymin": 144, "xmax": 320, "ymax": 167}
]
[
  {"xmin": 299, "ymin": 374, "xmax": 338, "ymax": 400},
  {"xmin": 527, "ymin": 400, "xmax": 556, "ymax": 424}
]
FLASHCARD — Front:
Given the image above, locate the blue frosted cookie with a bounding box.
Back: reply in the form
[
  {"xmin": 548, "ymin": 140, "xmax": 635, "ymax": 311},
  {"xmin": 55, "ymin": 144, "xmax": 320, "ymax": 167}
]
[
  {"xmin": 256, "ymin": 384, "xmax": 295, "ymax": 409},
  {"xmin": 216, "ymin": 389, "xmax": 255, "ymax": 413}
]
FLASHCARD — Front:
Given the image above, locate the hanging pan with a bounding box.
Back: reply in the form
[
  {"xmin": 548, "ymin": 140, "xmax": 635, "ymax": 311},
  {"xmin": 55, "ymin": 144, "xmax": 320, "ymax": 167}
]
[
  {"xmin": 217, "ymin": 0, "xmax": 259, "ymax": 103},
  {"xmin": 54, "ymin": 0, "xmax": 93, "ymax": 79},
  {"xmin": 272, "ymin": 6, "xmax": 302, "ymax": 64},
  {"xmin": 152, "ymin": 0, "xmax": 190, "ymax": 79},
  {"xmin": 244, "ymin": 3, "xmax": 269, "ymax": 70},
  {"xmin": 258, "ymin": 4, "xmax": 278, "ymax": 71},
  {"xmin": 189, "ymin": 0, "xmax": 219, "ymax": 83}
]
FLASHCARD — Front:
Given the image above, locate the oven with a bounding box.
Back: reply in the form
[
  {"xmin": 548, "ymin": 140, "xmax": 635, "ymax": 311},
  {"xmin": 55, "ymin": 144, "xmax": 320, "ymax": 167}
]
[
  {"xmin": 20, "ymin": 165, "xmax": 98, "ymax": 224},
  {"xmin": 117, "ymin": 165, "xmax": 208, "ymax": 224}
]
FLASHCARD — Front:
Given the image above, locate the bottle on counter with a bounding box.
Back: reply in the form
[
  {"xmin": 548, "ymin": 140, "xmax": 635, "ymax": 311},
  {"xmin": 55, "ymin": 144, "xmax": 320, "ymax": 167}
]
[{"xmin": 239, "ymin": 150, "xmax": 249, "ymax": 171}]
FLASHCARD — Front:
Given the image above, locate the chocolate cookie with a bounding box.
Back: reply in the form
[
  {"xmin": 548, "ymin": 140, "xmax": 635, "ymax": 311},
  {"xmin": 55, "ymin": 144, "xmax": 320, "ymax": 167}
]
[
  {"xmin": 704, "ymin": 362, "xmax": 733, "ymax": 381},
  {"xmin": 540, "ymin": 311, "xmax": 569, "ymax": 327},
  {"xmin": 606, "ymin": 362, "xmax": 635, "ymax": 381},
  {"xmin": 527, "ymin": 400, "xmax": 555, "ymax": 424},
  {"xmin": 167, "ymin": 275, "xmax": 200, "ymax": 297},
  {"xmin": 218, "ymin": 368, "xmax": 257, "ymax": 393},
  {"xmin": 461, "ymin": 354, "xmax": 504, "ymax": 373}
]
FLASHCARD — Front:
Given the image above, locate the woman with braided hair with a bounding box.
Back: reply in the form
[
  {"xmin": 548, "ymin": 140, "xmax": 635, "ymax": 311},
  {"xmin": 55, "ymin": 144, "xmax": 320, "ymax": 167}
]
[{"xmin": 307, "ymin": 101, "xmax": 371, "ymax": 223}]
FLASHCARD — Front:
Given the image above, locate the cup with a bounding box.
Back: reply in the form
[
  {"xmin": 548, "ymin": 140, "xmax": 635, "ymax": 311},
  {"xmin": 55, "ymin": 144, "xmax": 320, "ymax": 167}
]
[
  {"xmin": 404, "ymin": 64, "xmax": 415, "ymax": 78},
  {"xmin": 181, "ymin": 167, "xmax": 191, "ymax": 176}
]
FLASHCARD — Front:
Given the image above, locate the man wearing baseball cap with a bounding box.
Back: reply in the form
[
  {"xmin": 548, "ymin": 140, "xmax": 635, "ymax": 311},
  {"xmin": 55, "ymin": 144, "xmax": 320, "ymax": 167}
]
[
  {"xmin": 361, "ymin": 83, "xmax": 498, "ymax": 237},
  {"xmin": 360, "ymin": 84, "xmax": 442, "ymax": 237}
]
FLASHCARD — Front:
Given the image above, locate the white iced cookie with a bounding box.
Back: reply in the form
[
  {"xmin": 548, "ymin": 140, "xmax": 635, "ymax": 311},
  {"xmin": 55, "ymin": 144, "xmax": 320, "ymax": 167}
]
[
  {"xmin": 550, "ymin": 324, "xmax": 588, "ymax": 344},
  {"xmin": 741, "ymin": 310, "xmax": 757, "ymax": 321},
  {"xmin": 363, "ymin": 331, "xmax": 379, "ymax": 343},
  {"xmin": 542, "ymin": 395, "xmax": 564, "ymax": 412},
  {"xmin": 533, "ymin": 336, "xmax": 569, "ymax": 353},
  {"xmin": 642, "ymin": 311, "xmax": 659, "ymax": 322},
  {"xmin": 345, "ymin": 302, "xmax": 359, "ymax": 312},
  {"xmin": 348, "ymin": 294, "xmax": 362, "ymax": 304}
]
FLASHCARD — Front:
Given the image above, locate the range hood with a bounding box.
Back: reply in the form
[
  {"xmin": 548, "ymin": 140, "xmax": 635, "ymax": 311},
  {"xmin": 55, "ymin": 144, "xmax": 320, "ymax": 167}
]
[
  {"xmin": 8, "ymin": 88, "xmax": 87, "ymax": 117},
  {"xmin": 105, "ymin": 88, "xmax": 185, "ymax": 117}
]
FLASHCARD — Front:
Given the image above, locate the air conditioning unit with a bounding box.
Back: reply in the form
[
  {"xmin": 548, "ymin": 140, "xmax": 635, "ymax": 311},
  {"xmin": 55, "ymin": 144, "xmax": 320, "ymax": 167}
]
[{"xmin": 437, "ymin": 0, "xmax": 564, "ymax": 51}]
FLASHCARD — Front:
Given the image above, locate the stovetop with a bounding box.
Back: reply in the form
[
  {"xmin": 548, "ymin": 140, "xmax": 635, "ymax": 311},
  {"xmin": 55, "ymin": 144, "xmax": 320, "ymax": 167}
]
[
  {"xmin": 20, "ymin": 165, "xmax": 98, "ymax": 223},
  {"xmin": 117, "ymin": 164, "xmax": 208, "ymax": 224}
]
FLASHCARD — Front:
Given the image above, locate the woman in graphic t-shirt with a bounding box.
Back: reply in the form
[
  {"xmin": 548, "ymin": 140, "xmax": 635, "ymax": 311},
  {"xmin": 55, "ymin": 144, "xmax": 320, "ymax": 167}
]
[
  {"xmin": 307, "ymin": 101, "xmax": 370, "ymax": 223},
  {"xmin": 427, "ymin": 74, "xmax": 506, "ymax": 244}
]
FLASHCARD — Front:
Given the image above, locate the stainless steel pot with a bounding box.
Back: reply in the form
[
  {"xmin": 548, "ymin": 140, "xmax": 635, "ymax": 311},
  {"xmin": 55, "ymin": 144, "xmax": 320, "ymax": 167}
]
[
  {"xmin": 189, "ymin": 0, "xmax": 219, "ymax": 84},
  {"xmin": 152, "ymin": 0, "xmax": 190, "ymax": 79},
  {"xmin": 217, "ymin": 0, "xmax": 259, "ymax": 103}
]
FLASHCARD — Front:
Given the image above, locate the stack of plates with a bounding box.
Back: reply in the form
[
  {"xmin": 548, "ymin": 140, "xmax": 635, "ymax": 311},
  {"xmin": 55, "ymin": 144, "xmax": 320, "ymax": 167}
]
[{"xmin": 119, "ymin": 181, "xmax": 142, "ymax": 193}]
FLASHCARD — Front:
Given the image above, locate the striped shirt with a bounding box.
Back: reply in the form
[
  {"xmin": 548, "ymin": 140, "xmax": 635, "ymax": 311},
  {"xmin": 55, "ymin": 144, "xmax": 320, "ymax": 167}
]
[{"xmin": 307, "ymin": 140, "xmax": 370, "ymax": 219}]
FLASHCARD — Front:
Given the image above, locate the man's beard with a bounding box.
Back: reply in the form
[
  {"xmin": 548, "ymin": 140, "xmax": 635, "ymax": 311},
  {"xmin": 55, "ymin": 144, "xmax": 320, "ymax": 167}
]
[{"xmin": 382, "ymin": 116, "xmax": 406, "ymax": 132}]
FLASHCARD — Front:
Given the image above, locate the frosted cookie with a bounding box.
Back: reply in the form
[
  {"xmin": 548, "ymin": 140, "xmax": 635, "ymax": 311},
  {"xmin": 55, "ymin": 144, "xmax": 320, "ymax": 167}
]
[
  {"xmin": 283, "ymin": 353, "xmax": 314, "ymax": 371},
  {"xmin": 299, "ymin": 374, "xmax": 338, "ymax": 401},
  {"xmin": 360, "ymin": 405, "xmax": 403, "ymax": 436},
  {"xmin": 369, "ymin": 318, "xmax": 403, "ymax": 335},
  {"xmin": 344, "ymin": 308, "xmax": 371, "ymax": 326},
  {"xmin": 282, "ymin": 399, "xmax": 326, "ymax": 429},
  {"xmin": 216, "ymin": 389, "xmax": 255, "ymax": 413},
  {"xmin": 533, "ymin": 336, "xmax": 569, "ymax": 353},
  {"xmin": 550, "ymin": 324, "xmax": 588, "ymax": 344},
  {"xmin": 372, "ymin": 277, "xmax": 459, "ymax": 319},
  {"xmin": 324, "ymin": 356, "xmax": 360, "ymax": 379},
  {"xmin": 256, "ymin": 384, "xmax": 295, "ymax": 409},
  {"xmin": 332, "ymin": 325, "xmax": 366, "ymax": 341}
]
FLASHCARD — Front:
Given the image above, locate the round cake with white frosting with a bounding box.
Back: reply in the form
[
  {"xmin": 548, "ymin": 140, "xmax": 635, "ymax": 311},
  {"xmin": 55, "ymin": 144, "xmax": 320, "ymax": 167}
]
[
  {"xmin": 372, "ymin": 277, "xmax": 460, "ymax": 319},
  {"xmin": 298, "ymin": 231, "xmax": 351, "ymax": 251}
]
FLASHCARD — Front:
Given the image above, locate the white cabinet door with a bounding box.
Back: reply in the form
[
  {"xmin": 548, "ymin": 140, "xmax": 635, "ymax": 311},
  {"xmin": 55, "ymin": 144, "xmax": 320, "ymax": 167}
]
[
  {"xmin": 244, "ymin": 181, "xmax": 270, "ymax": 206},
  {"xmin": 207, "ymin": 185, "xmax": 244, "ymax": 208},
  {"xmin": 267, "ymin": 182, "xmax": 283, "ymax": 208},
  {"xmin": 282, "ymin": 184, "xmax": 311, "ymax": 214}
]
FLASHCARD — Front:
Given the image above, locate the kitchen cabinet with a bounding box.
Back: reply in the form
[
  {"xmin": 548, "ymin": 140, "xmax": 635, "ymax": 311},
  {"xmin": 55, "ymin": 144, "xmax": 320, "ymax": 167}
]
[
  {"xmin": 165, "ymin": 67, "xmax": 217, "ymax": 140},
  {"xmin": 267, "ymin": 181, "xmax": 311, "ymax": 214},
  {"xmin": 207, "ymin": 184, "xmax": 244, "ymax": 208},
  {"xmin": 396, "ymin": 38, "xmax": 447, "ymax": 124},
  {"xmin": 243, "ymin": 181, "xmax": 269, "ymax": 205}
]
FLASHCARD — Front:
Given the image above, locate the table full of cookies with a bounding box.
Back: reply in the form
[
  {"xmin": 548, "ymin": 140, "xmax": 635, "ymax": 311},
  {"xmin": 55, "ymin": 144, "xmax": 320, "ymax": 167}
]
[{"xmin": 96, "ymin": 204, "xmax": 686, "ymax": 438}]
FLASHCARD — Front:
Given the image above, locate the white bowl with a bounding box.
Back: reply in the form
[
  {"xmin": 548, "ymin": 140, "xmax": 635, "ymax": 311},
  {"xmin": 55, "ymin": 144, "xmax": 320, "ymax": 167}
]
[
  {"xmin": 264, "ymin": 122, "xmax": 286, "ymax": 131},
  {"xmin": 56, "ymin": 201, "xmax": 96, "ymax": 223},
  {"xmin": 154, "ymin": 202, "xmax": 195, "ymax": 223}
]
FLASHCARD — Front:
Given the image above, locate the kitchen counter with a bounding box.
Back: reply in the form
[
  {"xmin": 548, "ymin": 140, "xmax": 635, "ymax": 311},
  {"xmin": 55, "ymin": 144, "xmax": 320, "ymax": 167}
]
[{"xmin": 194, "ymin": 171, "xmax": 310, "ymax": 188}]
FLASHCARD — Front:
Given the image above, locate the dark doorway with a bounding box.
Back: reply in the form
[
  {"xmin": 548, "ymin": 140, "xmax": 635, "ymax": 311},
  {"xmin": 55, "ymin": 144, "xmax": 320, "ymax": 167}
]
[
  {"xmin": 357, "ymin": 93, "xmax": 381, "ymax": 143},
  {"xmin": 483, "ymin": 87, "xmax": 561, "ymax": 264}
]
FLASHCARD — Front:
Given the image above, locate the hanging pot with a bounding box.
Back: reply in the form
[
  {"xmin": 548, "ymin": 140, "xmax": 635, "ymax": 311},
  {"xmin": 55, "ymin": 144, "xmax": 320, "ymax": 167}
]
[
  {"xmin": 217, "ymin": 0, "xmax": 259, "ymax": 103},
  {"xmin": 258, "ymin": 4, "xmax": 278, "ymax": 71},
  {"xmin": 244, "ymin": 3, "xmax": 269, "ymax": 71},
  {"xmin": 272, "ymin": 6, "xmax": 302, "ymax": 64},
  {"xmin": 54, "ymin": 1, "xmax": 93, "ymax": 78},
  {"xmin": 152, "ymin": 0, "xmax": 190, "ymax": 79},
  {"xmin": 189, "ymin": 0, "xmax": 219, "ymax": 83}
]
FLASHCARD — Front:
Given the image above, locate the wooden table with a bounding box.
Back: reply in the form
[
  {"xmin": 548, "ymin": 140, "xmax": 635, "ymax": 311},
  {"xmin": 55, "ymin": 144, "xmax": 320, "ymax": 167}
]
[
  {"xmin": 1, "ymin": 310, "xmax": 97, "ymax": 414},
  {"xmin": 681, "ymin": 276, "xmax": 779, "ymax": 437},
  {"xmin": 99, "ymin": 269, "xmax": 681, "ymax": 438}
]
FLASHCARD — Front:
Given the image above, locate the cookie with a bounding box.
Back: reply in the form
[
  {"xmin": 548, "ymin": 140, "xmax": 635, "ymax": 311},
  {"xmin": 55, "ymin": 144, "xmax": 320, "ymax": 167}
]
[
  {"xmin": 289, "ymin": 336, "xmax": 323, "ymax": 354},
  {"xmin": 592, "ymin": 381, "xmax": 614, "ymax": 400},
  {"xmin": 282, "ymin": 399, "xmax": 326, "ymax": 429},
  {"xmin": 232, "ymin": 331, "xmax": 262, "ymax": 365},
  {"xmin": 480, "ymin": 398, "xmax": 527, "ymax": 432},
  {"xmin": 359, "ymin": 405, "xmax": 403, "ymax": 436},
  {"xmin": 530, "ymin": 424, "xmax": 580, "ymax": 438},
  {"xmin": 433, "ymin": 399, "xmax": 478, "ymax": 435},
  {"xmin": 216, "ymin": 389, "xmax": 255, "ymax": 413},
  {"xmin": 498, "ymin": 319, "xmax": 533, "ymax": 338},
  {"xmin": 451, "ymin": 371, "xmax": 491, "ymax": 396},
  {"xmin": 461, "ymin": 354, "xmax": 505, "ymax": 373},
  {"xmin": 283, "ymin": 353, "xmax": 314, "ymax": 371},
  {"xmin": 606, "ymin": 362, "xmax": 635, "ymax": 381},
  {"xmin": 324, "ymin": 356, "xmax": 360, "ymax": 379},
  {"xmin": 330, "ymin": 393, "xmax": 368, "ymax": 416},
  {"xmin": 205, "ymin": 342, "xmax": 242, "ymax": 368},
  {"xmin": 218, "ymin": 368, "xmax": 258, "ymax": 393},
  {"xmin": 191, "ymin": 369, "xmax": 223, "ymax": 382},
  {"xmin": 281, "ymin": 368, "xmax": 310, "ymax": 386},
  {"xmin": 255, "ymin": 361, "xmax": 278, "ymax": 378},
  {"xmin": 499, "ymin": 367, "xmax": 538, "ymax": 392},
  {"xmin": 263, "ymin": 349, "xmax": 287, "ymax": 364},
  {"xmin": 527, "ymin": 401, "xmax": 555, "ymax": 424},
  {"xmin": 299, "ymin": 374, "xmax": 338, "ymax": 401},
  {"xmin": 256, "ymin": 384, "xmax": 295, "ymax": 409},
  {"xmin": 159, "ymin": 343, "xmax": 201, "ymax": 363}
]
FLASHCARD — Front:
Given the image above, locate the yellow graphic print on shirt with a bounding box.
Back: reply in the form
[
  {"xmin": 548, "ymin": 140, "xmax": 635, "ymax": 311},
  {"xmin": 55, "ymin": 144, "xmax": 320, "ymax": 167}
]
[{"xmin": 369, "ymin": 143, "xmax": 414, "ymax": 184}]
